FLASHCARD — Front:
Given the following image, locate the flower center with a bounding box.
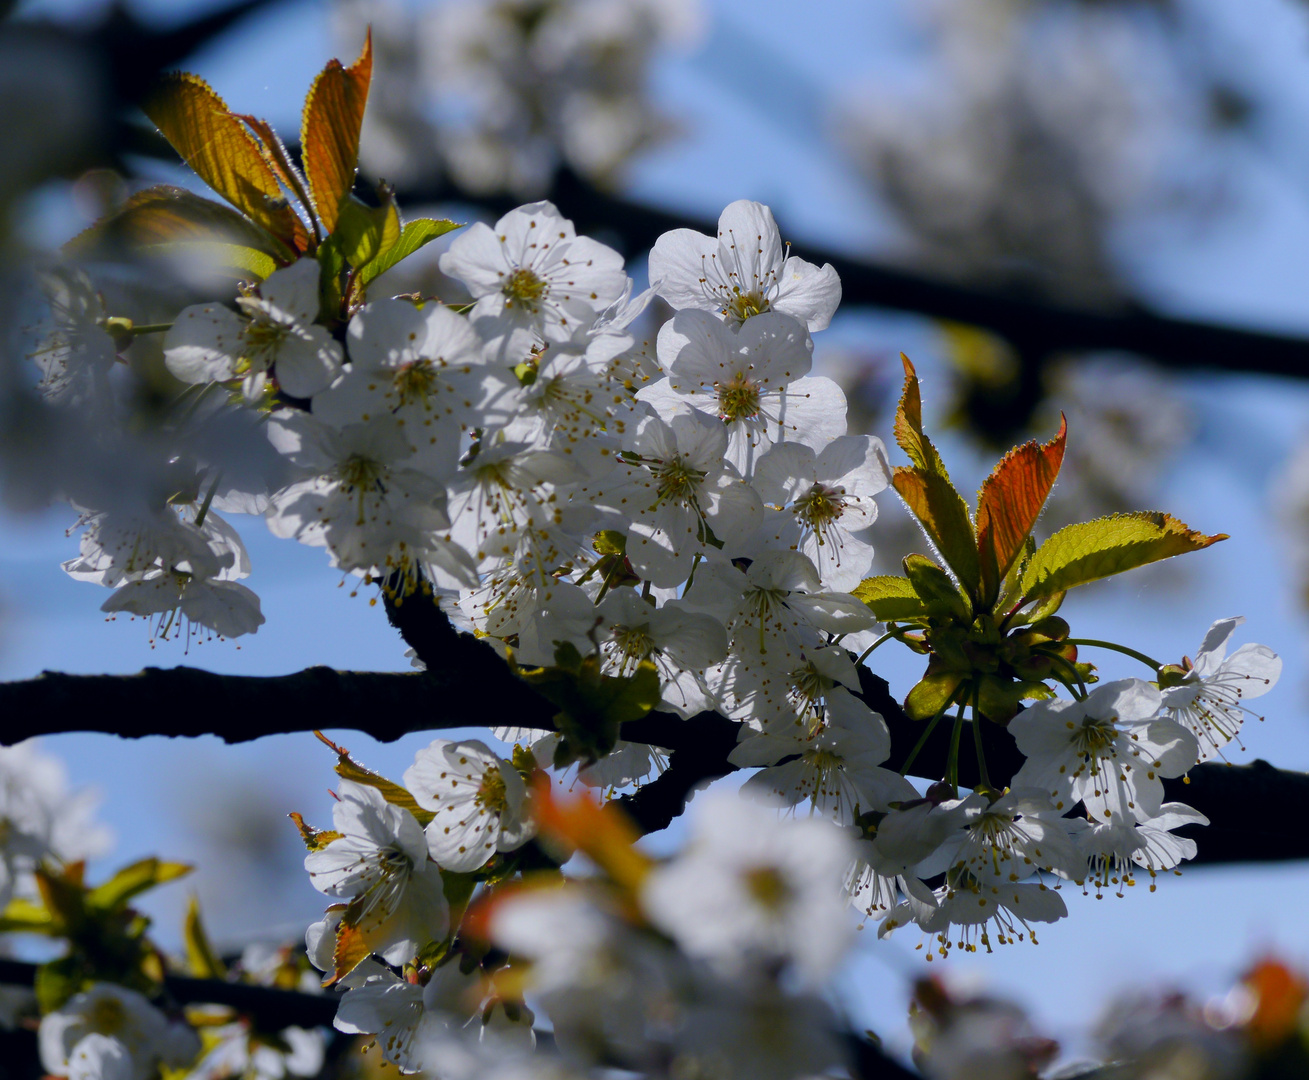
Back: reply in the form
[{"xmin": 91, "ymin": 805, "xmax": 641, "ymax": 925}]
[
  {"xmin": 502, "ymin": 268, "xmax": 548, "ymax": 311},
  {"xmin": 476, "ymin": 767, "xmax": 508, "ymax": 814},
  {"xmin": 242, "ymin": 317, "xmax": 289, "ymax": 363},
  {"xmin": 795, "ymin": 483, "xmax": 848, "ymax": 535},
  {"xmin": 337, "ymin": 454, "xmax": 385, "ymax": 493},
  {"xmin": 743, "ymin": 865, "xmax": 792, "ymax": 911},
  {"xmin": 89, "ymin": 997, "xmax": 126, "ymax": 1036},
  {"xmin": 653, "ymin": 456, "xmax": 705, "ymax": 505},
  {"xmin": 723, "ymin": 289, "xmax": 770, "ymax": 323},
  {"xmin": 392, "ymin": 360, "xmax": 441, "ymax": 408},
  {"xmin": 611, "ymin": 622, "xmax": 656, "ymax": 665},
  {"xmin": 1072, "ymin": 717, "xmax": 1117, "ymax": 760},
  {"xmin": 718, "ymin": 370, "xmax": 762, "ymax": 422}
]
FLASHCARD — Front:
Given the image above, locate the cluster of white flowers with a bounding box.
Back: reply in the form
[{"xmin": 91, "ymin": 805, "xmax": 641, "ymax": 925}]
[
  {"xmin": 863, "ymin": 617, "xmax": 1279, "ymax": 955},
  {"xmin": 333, "ymin": 0, "xmax": 702, "ymax": 195},
  {"xmin": 31, "ymin": 200, "xmax": 1283, "ymax": 957}
]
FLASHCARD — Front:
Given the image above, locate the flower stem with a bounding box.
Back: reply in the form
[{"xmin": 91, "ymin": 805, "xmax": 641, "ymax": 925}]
[
  {"xmin": 946, "ymin": 702, "xmax": 967, "ymax": 794},
  {"xmin": 899, "ymin": 702, "xmax": 950, "ymax": 779},
  {"xmin": 1065, "ymin": 638, "xmax": 1163, "ymax": 673},
  {"xmin": 855, "ymin": 625, "xmax": 907, "ymax": 666},
  {"xmin": 970, "ymin": 685, "xmax": 991, "ymax": 792},
  {"xmin": 128, "ymin": 322, "xmax": 173, "ymax": 335},
  {"xmin": 1039, "ymin": 647, "xmax": 1089, "ymax": 700}
]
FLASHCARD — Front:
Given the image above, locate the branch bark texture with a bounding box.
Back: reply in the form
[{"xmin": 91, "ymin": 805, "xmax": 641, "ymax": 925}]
[{"xmin": 0, "ymin": 601, "xmax": 1302, "ymax": 868}]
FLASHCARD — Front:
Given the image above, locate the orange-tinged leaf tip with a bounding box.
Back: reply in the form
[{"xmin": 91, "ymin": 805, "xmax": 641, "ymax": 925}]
[
  {"xmin": 301, "ymin": 32, "xmax": 374, "ymax": 234},
  {"xmin": 900, "ymin": 352, "xmax": 917, "ymax": 378}
]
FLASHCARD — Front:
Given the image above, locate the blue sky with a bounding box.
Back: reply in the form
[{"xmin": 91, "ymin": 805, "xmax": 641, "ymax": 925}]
[{"xmin": 8, "ymin": 0, "xmax": 1309, "ymax": 1062}]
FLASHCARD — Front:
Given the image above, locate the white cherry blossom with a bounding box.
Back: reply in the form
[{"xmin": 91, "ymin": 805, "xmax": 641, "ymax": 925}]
[
  {"xmin": 39, "ymin": 984, "xmax": 198, "ymax": 1080},
  {"xmin": 1072, "ymin": 802, "xmax": 1209, "ymax": 898},
  {"xmin": 405, "ymin": 739, "xmax": 534, "ymax": 872},
  {"xmin": 584, "ymin": 405, "xmax": 762, "ymax": 586},
  {"xmin": 304, "ymin": 779, "xmax": 450, "ymax": 968},
  {"xmin": 752, "ymin": 435, "xmax": 888, "ymax": 590},
  {"xmin": 439, "ymin": 201, "xmax": 628, "ymax": 355},
  {"xmin": 643, "ymin": 308, "xmax": 846, "ymax": 477},
  {"xmin": 639, "ymin": 791, "xmax": 855, "ymax": 984},
  {"xmin": 1160, "ymin": 616, "xmax": 1281, "ymax": 761},
  {"xmin": 164, "ymin": 258, "xmax": 343, "ymax": 400},
  {"xmin": 731, "ymin": 686, "xmax": 914, "ymax": 824},
  {"xmin": 266, "ymin": 410, "xmax": 467, "ymax": 591},
  {"xmin": 649, "ymin": 199, "xmax": 842, "ymax": 332},
  {"xmin": 30, "ymin": 266, "xmax": 117, "ymax": 406},
  {"xmin": 317, "ymin": 298, "xmax": 518, "ymax": 471},
  {"xmin": 1009, "ymin": 679, "xmax": 1199, "ymax": 825}
]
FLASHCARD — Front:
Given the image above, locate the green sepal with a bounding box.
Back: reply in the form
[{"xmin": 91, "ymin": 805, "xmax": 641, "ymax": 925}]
[
  {"xmin": 904, "ymin": 666, "xmax": 967, "ymax": 721},
  {"xmin": 903, "ymin": 554, "xmax": 971, "ymax": 621},
  {"xmin": 520, "ymin": 643, "xmax": 661, "ymax": 768},
  {"xmin": 288, "ymin": 811, "xmax": 344, "ymax": 852},
  {"xmin": 35, "ymin": 955, "xmax": 86, "ymax": 1014},
  {"xmin": 975, "ymin": 675, "xmax": 1055, "ymax": 725}
]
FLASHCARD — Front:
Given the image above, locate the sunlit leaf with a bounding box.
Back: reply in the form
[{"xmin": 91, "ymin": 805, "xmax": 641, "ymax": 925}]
[
  {"xmin": 890, "ymin": 355, "xmax": 980, "ymax": 597},
  {"xmin": 0, "ymin": 896, "xmax": 54, "ymax": 935},
  {"xmin": 976, "ymin": 415, "xmax": 1066, "ymax": 609},
  {"xmin": 86, "ymin": 857, "xmax": 192, "ymax": 912},
  {"xmin": 64, "ymin": 185, "xmax": 292, "ymax": 267},
  {"xmin": 1020, "ymin": 512, "xmax": 1227, "ymax": 602},
  {"xmin": 892, "ymin": 468, "xmax": 980, "ymax": 599},
  {"xmin": 302, "ymin": 31, "xmax": 373, "ymax": 234},
  {"xmin": 358, "ymin": 217, "xmax": 462, "ymax": 287},
  {"xmin": 852, "ymin": 575, "xmax": 931, "ymax": 622},
  {"xmin": 143, "ymin": 73, "xmax": 309, "ymax": 250},
  {"xmin": 334, "ymin": 193, "xmax": 400, "ymax": 275}
]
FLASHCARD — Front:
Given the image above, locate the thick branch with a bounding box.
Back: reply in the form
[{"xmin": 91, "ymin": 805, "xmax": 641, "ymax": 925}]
[{"xmin": 1, "ymin": 649, "xmax": 1304, "ymax": 867}]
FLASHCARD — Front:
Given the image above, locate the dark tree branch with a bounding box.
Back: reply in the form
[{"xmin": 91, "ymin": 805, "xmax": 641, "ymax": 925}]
[{"xmin": 0, "ymin": 599, "xmax": 1304, "ymax": 869}]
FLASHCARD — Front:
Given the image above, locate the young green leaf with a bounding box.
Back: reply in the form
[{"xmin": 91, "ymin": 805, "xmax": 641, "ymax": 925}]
[
  {"xmin": 975, "ymin": 415, "xmax": 1066, "ymax": 608},
  {"xmin": 903, "ymin": 554, "xmax": 971, "ymax": 620},
  {"xmin": 64, "ymin": 185, "xmax": 293, "ymax": 266},
  {"xmin": 334, "ymin": 193, "xmax": 401, "ymax": 275},
  {"xmin": 890, "ymin": 355, "xmax": 981, "ymax": 597},
  {"xmin": 85, "ymin": 857, "xmax": 192, "ymax": 913},
  {"xmin": 893, "ymin": 353, "xmax": 947, "ymax": 474},
  {"xmin": 143, "ymin": 74, "xmax": 309, "ymax": 251},
  {"xmin": 1021, "ymin": 512, "xmax": 1227, "ymax": 602},
  {"xmin": 892, "ymin": 468, "xmax": 980, "ymax": 599},
  {"xmin": 852, "ymin": 575, "xmax": 932, "ymax": 622},
  {"xmin": 301, "ymin": 31, "xmax": 373, "ymax": 234},
  {"xmin": 358, "ymin": 217, "xmax": 462, "ymax": 287},
  {"xmin": 904, "ymin": 666, "xmax": 966, "ymax": 722}
]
